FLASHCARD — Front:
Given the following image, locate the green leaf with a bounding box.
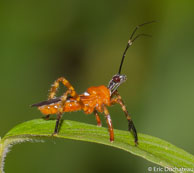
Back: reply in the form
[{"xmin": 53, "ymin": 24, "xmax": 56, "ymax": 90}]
[{"xmin": 0, "ymin": 119, "xmax": 194, "ymax": 173}]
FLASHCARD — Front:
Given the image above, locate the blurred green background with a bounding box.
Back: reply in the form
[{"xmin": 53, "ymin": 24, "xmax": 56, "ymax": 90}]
[{"xmin": 1, "ymin": 0, "xmax": 194, "ymax": 172}]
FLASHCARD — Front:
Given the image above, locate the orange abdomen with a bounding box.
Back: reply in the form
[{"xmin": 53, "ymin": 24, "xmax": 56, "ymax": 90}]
[{"xmin": 38, "ymin": 100, "xmax": 82, "ymax": 115}]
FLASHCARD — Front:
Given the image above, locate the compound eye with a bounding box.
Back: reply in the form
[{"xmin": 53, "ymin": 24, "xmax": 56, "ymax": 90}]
[{"xmin": 113, "ymin": 76, "xmax": 120, "ymax": 83}]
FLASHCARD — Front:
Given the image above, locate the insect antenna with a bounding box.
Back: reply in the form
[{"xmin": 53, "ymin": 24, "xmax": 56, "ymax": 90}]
[{"xmin": 118, "ymin": 21, "xmax": 156, "ymax": 74}]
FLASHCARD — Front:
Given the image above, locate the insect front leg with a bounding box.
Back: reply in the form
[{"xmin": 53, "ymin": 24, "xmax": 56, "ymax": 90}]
[
  {"xmin": 103, "ymin": 106, "xmax": 114, "ymax": 142},
  {"xmin": 111, "ymin": 91, "xmax": 138, "ymax": 145},
  {"xmin": 94, "ymin": 109, "xmax": 102, "ymax": 127}
]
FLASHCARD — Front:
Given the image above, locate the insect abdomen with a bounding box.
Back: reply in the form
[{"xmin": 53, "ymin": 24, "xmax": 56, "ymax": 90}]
[
  {"xmin": 38, "ymin": 101, "xmax": 82, "ymax": 115},
  {"xmin": 63, "ymin": 100, "xmax": 82, "ymax": 112},
  {"xmin": 38, "ymin": 103, "xmax": 60, "ymax": 115}
]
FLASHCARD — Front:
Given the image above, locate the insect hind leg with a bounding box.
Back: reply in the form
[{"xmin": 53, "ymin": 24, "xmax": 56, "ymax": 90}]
[
  {"xmin": 48, "ymin": 77, "xmax": 78, "ymax": 100},
  {"xmin": 48, "ymin": 77, "xmax": 84, "ymax": 135},
  {"xmin": 48, "ymin": 77, "xmax": 83, "ymax": 107},
  {"xmin": 53, "ymin": 113, "xmax": 62, "ymax": 135},
  {"xmin": 52, "ymin": 89, "xmax": 72, "ymax": 135}
]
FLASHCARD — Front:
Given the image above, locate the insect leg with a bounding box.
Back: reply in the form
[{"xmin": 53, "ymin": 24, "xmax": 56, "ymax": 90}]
[
  {"xmin": 111, "ymin": 91, "xmax": 138, "ymax": 145},
  {"xmin": 94, "ymin": 109, "xmax": 102, "ymax": 127},
  {"xmin": 53, "ymin": 113, "xmax": 62, "ymax": 135},
  {"xmin": 48, "ymin": 77, "xmax": 78, "ymax": 100},
  {"xmin": 53, "ymin": 90, "xmax": 72, "ymax": 135},
  {"xmin": 42, "ymin": 114, "xmax": 50, "ymax": 120},
  {"xmin": 48, "ymin": 77, "xmax": 85, "ymax": 110},
  {"xmin": 103, "ymin": 106, "xmax": 114, "ymax": 142},
  {"xmin": 48, "ymin": 77, "xmax": 85, "ymax": 134}
]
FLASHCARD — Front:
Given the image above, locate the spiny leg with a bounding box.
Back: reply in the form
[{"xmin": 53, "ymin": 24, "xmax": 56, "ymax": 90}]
[
  {"xmin": 111, "ymin": 91, "xmax": 138, "ymax": 145},
  {"xmin": 60, "ymin": 90, "xmax": 72, "ymax": 107},
  {"xmin": 48, "ymin": 77, "xmax": 78, "ymax": 100},
  {"xmin": 48, "ymin": 77, "xmax": 85, "ymax": 134},
  {"xmin": 48, "ymin": 77, "xmax": 85, "ymax": 109},
  {"xmin": 53, "ymin": 90, "xmax": 72, "ymax": 135},
  {"xmin": 103, "ymin": 106, "xmax": 114, "ymax": 142},
  {"xmin": 94, "ymin": 109, "xmax": 102, "ymax": 127}
]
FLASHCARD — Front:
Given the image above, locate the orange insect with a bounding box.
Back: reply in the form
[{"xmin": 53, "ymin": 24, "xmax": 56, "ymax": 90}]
[{"xmin": 32, "ymin": 21, "xmax": 154, "ymax": 145}]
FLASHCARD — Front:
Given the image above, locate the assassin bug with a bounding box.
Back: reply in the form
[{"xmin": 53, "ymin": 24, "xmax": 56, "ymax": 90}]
[{"xmin": 32, "ymin": 21, "xmax": 155, "ymax": 145}]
